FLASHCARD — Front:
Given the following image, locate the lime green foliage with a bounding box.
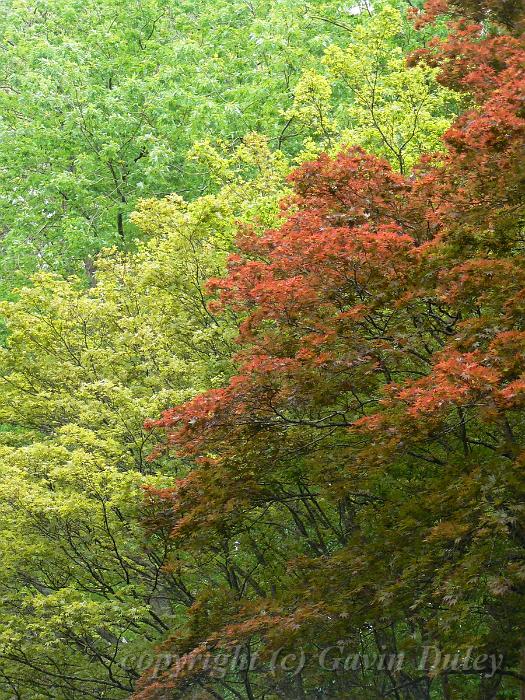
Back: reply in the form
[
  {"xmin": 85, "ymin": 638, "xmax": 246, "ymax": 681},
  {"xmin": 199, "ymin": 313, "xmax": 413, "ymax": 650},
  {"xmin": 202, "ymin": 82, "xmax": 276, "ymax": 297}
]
[
  {"xmin": 0, "ymin": 0, "xmax": 350, "ymax": 293},
  {"xmin": 289, "ymin": 4, "xmax": 460, "ymax": 171},
  {"xmin": 0, "ymin": 137, "xmax": 287, "ymax": 698}
]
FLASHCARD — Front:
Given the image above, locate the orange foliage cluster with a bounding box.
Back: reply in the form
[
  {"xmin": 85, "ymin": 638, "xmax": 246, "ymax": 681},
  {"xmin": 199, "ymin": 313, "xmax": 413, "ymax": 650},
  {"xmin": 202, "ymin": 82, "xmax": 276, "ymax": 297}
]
[{"xmin": 137, "ymin": 3, "xmax": 525, "ymax": 697}]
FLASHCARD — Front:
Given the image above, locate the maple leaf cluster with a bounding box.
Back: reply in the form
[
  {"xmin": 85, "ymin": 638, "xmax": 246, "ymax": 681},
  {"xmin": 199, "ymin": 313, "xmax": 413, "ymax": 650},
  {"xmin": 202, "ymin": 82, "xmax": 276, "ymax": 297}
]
[
  {"xmin": 138, "ymin": 3, "xmax": 525, "ymax": 697},
  {"xmin": 413, "ymin": 0, "xmax": 525, "ymax": 30}
]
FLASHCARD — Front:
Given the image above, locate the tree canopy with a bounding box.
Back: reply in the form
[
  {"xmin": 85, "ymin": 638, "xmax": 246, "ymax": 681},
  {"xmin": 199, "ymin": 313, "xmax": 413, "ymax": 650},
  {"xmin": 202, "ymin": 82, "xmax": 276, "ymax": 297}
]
[
  {"xmin": 0, "ymin": 0, "xmax": 455, "ymax": 294},
  {"xmin": 137, "ymin": 2, "xmax": 525, "ymax": 698},
  {"xmin": 0, "ymin": 0, "xmax": 523, "ymax": 698}
]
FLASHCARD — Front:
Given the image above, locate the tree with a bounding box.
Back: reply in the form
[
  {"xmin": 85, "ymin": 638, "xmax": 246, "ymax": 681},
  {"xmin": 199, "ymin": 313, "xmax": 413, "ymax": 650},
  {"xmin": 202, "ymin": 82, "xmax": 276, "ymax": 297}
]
[
  {"xmin": 0, "ymin": 1, "xmax": 485, "ymax": 697},
  {"xmin": 138, "ymin": 3, "xmax": 525, "ymax": 698},
  {"xmin": 287, "ymin": 2, "xmax": 461, "ymax": 173},
  {"xmin": 0, "ymin": 136, "xmax": 287, "ymax": 699},
  {"xmin": 0, "ymin": 1, "xmax": 462, "ymax": 695},
  {"xmin": 415, "ymin": 0, "xmax": 525, "ymax": 29},
  {"xmin": 0, "ymin": 0, "xmax": 453, "ymax": 296},
  {"xmin": 0, "ymin": 0, "xmax": 366, "ymax": 295}
]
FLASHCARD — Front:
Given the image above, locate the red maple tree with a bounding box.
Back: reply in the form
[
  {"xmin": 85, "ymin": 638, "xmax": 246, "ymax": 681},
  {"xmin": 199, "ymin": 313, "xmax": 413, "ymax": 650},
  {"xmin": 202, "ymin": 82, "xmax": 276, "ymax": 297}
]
[{"xmin": 136, "ymin": 2, "xmax": 525, "ymax": 698}]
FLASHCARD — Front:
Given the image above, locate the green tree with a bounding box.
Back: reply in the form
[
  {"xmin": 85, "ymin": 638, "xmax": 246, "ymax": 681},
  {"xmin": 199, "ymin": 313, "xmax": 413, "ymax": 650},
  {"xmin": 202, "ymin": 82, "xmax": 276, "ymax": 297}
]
[
  {"xmin": 288, "ymin": 3, "xmax": 460, "ymax": 171},
  {"xmin": 0, "ymin": 0, "xmax": 457, "ymax": 295},
  {"xmin": 0, "ymin": 136, "xmax": 287, "ymax": 699},
  {"xmin": 0, "ymin": 0, "xmax": 354, "ymax": 294}
]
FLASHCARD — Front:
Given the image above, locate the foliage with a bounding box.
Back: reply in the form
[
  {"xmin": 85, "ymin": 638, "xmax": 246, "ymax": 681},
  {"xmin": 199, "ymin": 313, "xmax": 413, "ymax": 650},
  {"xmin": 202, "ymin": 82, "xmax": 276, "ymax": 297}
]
[
  {"xmin": 415, "ymin": 0, "xmax": 525, "ymax": 28},
  {"xmin": 0, "ymin": 0, "xmax": 455, "ymax": 294},
  {"xmin": 0, "ymin": 137, "xmax": 287, "ymax": 699},
  {"xmin": 138, "ymin": 4, "xmax": 525, "ymax": 698},
  {"xmin": 0, "ymin": 0, "xmax": 372, "ymax": 294},
  {"xmin": 0, "ymin": 1, "xmax": 489, "ymax": 698},
  {"xmin": 287, "ymin": 3, "xmax": 460, "ymax": 172}
]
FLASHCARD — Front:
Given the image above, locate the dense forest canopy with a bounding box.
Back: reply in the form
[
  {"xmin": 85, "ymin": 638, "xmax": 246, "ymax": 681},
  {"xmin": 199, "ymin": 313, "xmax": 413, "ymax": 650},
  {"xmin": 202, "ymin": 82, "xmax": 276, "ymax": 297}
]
[
  {"xmin": 0, "ymin": 0, "xmax": 523, "ymax": 698},
  {"xmin": 0, "ymin": 0, "xmax": 455, "ymax": 293}
]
